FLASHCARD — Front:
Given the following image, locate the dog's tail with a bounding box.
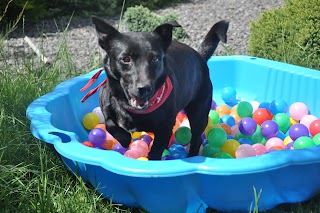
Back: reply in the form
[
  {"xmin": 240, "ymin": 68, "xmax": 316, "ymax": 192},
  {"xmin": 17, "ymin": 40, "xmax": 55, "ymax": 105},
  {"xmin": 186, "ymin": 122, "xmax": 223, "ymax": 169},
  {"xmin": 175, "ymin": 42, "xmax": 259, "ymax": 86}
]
[{"xmin": 198, "ymin": 20, "xmax": 229, "ymax": 62}]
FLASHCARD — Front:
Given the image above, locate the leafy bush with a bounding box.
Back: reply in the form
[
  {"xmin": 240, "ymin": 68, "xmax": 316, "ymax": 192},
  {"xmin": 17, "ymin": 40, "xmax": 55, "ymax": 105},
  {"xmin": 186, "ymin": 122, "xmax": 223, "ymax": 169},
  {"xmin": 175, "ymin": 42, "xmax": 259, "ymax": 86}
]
[
  {"xmin": 248, "ymin": 0, "xmax": 320, "ymax": 70},
  {"xmin": 124, "ymin": 5, "xmax": 188, "ymax": 40}
]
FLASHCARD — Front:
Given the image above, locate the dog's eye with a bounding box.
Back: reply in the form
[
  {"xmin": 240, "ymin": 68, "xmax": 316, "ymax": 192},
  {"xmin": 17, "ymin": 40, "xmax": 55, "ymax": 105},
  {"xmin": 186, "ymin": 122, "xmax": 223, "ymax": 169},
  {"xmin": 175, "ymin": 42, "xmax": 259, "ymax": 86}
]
[
  {"xmin": 151, "ymin": 57, "xmax": 159, "ymax": 63},
  {"xmin": 121, "ymin": 56, "xmax": 131, "ymax": 64}
]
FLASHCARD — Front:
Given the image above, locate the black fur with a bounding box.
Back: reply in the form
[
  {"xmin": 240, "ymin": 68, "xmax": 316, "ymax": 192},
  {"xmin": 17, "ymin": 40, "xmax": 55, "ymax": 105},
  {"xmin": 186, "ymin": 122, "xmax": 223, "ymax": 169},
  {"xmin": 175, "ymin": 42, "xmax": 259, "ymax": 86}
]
[{"xmin": 92, "ymin": 16, "xmax": 229, "ymax": 160}]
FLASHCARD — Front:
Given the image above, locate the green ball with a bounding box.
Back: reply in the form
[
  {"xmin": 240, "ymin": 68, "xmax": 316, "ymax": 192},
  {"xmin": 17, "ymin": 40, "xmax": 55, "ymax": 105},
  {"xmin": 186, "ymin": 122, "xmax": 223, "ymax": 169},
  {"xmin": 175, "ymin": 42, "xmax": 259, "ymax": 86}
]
[
  {"xmin": 312, "ymin": 133, "xmax": 320, "ymax": 145},
  {"xmin": 215, "ymin": 152, "xmax": 233, "ymax": 159},
  {"xmin": 294, "ymin": 136, "xmax": 316, "ymax": 149},
  {"xmin": 273, "ymin": 113, "xmax": 290, "ymax": 132},
  {"xmin": 202, "ymin": 144, "xmax": 221, "ymax": 157},
  {"xmin": 236, "ymin": 101, "xmax": 253, "ymax": 117},
  {"xmin": 162, "ymin": 149, "xmax": 170, "ymax": 157},
  {"xmin": 235, "ymin": 132, "xmax": 250, "ymax": 140},
  {"xmin": 175, "ymin": 126, "xmax": 192, "ymax": 145},
  {"xmin": 209, "ymin": 110, "xmax": 220, "ymax": 124},
  {"xmin": 250, "ymin": 132, "xmax": 267, "ymax": 145},
  {"xmin": 207, "ymin": 127, "xmax": 227, "ymax": 147}
]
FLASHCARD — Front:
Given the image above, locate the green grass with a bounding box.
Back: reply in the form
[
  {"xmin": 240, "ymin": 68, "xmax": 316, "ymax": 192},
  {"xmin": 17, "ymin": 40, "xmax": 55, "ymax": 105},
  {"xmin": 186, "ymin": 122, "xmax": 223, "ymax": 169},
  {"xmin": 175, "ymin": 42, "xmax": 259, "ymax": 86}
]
[{"xmin": 1, "ymin": 12, "xmax": 320, "ymax": 213}]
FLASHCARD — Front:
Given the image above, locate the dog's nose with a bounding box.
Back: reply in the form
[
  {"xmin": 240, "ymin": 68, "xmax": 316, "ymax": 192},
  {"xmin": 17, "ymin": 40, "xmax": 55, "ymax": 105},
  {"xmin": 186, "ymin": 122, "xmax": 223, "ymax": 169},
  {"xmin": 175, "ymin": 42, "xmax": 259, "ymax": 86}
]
[{"xmin": 137, "ymin": 85, "xmax": 152, "ymax": 97}]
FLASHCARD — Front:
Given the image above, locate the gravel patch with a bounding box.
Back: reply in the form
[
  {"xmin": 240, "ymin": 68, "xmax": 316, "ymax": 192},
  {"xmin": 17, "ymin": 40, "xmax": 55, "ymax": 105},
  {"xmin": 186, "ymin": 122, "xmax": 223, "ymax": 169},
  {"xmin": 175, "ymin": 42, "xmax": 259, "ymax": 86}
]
[{"xmin": 1, "ymin": 0, "xmax": 284, "ymax": 72}]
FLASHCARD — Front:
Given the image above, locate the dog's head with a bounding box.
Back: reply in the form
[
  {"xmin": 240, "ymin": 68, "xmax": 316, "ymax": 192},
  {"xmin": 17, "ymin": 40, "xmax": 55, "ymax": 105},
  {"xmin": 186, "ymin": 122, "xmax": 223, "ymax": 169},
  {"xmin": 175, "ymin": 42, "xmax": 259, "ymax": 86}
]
[{"xmin": 92, "ymin": 16, "xmax": 180, "ymax": 111}]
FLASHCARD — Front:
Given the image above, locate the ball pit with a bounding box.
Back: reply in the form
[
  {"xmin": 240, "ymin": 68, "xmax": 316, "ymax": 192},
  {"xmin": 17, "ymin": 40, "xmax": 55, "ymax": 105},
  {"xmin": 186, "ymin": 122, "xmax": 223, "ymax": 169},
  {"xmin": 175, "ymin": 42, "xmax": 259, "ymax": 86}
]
[{"xmin": 26, "ymin": 56, "xmax": 320, "ymax": 213}]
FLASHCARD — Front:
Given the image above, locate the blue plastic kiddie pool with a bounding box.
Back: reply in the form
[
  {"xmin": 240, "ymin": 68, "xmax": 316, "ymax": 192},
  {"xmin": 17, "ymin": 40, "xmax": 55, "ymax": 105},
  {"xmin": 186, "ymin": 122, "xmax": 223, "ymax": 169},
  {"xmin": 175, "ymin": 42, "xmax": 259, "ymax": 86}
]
[{"xmin": 26, "ymin": 55, "xmax": 320, "ymax": 213}]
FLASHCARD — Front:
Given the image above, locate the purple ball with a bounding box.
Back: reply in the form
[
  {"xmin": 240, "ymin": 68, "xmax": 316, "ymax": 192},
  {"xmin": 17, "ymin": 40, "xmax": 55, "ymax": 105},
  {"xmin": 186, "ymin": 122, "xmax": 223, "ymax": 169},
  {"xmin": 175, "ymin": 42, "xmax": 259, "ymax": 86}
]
[
  {"xmin": 88, "ymin": 128, "xmax": 106, "ymax": 146},
  {"xmin": 261, "ymin": 120, "xmax": 279, "ymax": 139},
  {"xmin": 289, "ymin": 124, "xmax": 309, "ymax": 140},
  {"xmin": 139, "ymin": 134, "xmax": 153, "ymax": 146},
  {"xmin": 211, "ymin": 100, "xmax": 217, "ymax": 110},
  {"xmin": 112, "ymin": 143, "xmax": 128, "ymax": 154},
  {"xmin": 238, "ymin": 117, "xmax": 257, "ymax": 136},
  {"xmin": 285, "ymin": 142, "xmax": 294, "ymax": 150}
]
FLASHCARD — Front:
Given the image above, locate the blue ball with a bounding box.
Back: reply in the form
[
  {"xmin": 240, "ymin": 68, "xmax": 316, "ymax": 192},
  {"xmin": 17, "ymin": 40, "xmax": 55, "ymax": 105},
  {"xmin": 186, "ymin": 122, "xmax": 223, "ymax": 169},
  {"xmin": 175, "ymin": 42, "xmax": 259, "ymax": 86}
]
[
  {"xmin": 220, "ymin": 115, "xmax": 236, "ymax": 127},
  {"xmin": 259, "ymin": 102, "xmax": 271, "ymax": 111},
  {"xmin": 221, "ymin": 87, "xmax": 237, "ymax": 104},
  {"xmin": 238, "ymin": 138, "xmax": 253, "ymax": 145},
  {"xmin": 270, "ymin": 99, "xmax": 288, "ymax": 114},
  {"xmin": 168, "ymin": 144, "xmax": 188, "ymax": 159},
  {"xmin": 277, "ymin": 130, "xmax": 286, "ymax": 140}
]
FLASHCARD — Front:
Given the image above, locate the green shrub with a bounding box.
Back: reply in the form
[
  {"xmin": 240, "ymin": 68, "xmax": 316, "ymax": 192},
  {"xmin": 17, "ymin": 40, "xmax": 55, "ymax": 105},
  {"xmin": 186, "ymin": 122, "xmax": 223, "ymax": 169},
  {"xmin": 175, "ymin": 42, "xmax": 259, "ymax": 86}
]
[
  {"xmin": 124, "ymin": 5, "xmax": 188, "ymax": 40},
  {"xmin": 248, "ymin": 0, "xmax": 320, "ymax": 70}
]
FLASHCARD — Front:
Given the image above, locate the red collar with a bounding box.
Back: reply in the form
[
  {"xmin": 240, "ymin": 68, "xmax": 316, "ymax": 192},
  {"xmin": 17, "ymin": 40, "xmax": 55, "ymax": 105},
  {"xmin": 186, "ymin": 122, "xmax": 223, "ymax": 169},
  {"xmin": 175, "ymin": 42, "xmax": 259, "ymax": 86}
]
[{"xmin": 80, "ymin": 68, "xmax": 173, "ymax": 114}]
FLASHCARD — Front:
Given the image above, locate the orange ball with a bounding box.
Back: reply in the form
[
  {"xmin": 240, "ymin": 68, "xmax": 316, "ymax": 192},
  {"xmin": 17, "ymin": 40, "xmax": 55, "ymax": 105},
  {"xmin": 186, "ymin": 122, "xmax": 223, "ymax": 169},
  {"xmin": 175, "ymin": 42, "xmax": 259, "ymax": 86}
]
[
  {"xmin": 219, "ymin": 123, "xmax": 232, "ymax": 135},
  {"xmin": 101, "ymin": 139, "xmax": 118, "ymax": 150},
  {"xmin": 82, "ymin": 141, "xmax": 94, "ymax": 148},
  {"xmin": 230, "ymin": 111, "xmax": 241, "ymax": 124},
  {"xmin": 95, "ymin": 123, "xmax": 106, "ymax": 131},
  {"xmin": 216, "ymin": 105, "xmax": 231, "ymax": 116}
]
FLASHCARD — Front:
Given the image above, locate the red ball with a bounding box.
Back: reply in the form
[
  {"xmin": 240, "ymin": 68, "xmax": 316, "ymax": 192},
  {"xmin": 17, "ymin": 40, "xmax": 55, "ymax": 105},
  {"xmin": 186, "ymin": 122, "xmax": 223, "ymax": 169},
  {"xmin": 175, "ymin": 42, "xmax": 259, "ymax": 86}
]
[
  {"xmin": 252, "ymin": 108, "xmax": 273, "ymax": 125},
  {"xmin": 310, "ymin": 119, "xmax": 320, "ymax": 136}
]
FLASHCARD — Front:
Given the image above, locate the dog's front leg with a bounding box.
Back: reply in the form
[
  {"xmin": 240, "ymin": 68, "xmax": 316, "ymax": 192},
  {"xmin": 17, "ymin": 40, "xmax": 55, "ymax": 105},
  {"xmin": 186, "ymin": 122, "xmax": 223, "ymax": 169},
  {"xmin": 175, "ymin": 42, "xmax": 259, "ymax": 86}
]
[
  {"xmin": 105, "ymin": 118, "xmax": 132, "ymax": 148},
  {"xmin": 148, "ymin": 129, "xmax": 172, "ymax": 160}
]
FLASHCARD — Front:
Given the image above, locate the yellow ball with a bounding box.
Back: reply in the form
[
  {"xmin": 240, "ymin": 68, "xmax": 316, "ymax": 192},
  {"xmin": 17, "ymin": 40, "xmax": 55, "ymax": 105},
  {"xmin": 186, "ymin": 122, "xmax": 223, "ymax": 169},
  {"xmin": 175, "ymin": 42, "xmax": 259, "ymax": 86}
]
[
  {"xmin": 137, "ymin": 157, "xmax": 148, "ymax": 161},
  {"xmin": 290, "ymin": 117, "xmax": 298, "ymax": 126},
  {"xmin": 284, "ymin": 136, "xmax": 293, "ymax": 146},
  {"xmin": 131, "ymin": 131, "xmax": 142, "ymax": 139},
  {"xmin": 82, "ymin": 113, "xmax": 100, "ymax": 130},
  {"xmin": 221, "ymin": 139, "xmax": 240, "ymax": 158}
]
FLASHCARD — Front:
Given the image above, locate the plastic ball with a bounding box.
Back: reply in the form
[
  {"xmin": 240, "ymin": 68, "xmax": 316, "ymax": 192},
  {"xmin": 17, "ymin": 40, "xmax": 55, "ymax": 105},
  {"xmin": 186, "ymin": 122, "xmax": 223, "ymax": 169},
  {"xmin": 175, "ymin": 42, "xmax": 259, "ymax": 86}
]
[
  {"xmin": 162, "ymin": 155, "xmax": 175, "ymax": 160},
  {"xmin": 261, "ymin": 120, "xmax": 279, "ymax": 139},
  {"xmin": 221, "ymin": 87, "xmax": 237, "ymax": 103},
  {"xmin": 250, "ymin": 132, "xmax": 267, "ymax": 145},
  {"xmin": 82, "ymin": 141, "xmax": 94, "ymax": 147},
  {"xmin": 215, "ymin": 152, "xmax": 233, "ymax": 159},
  {"xmin": 259, "ymin": 102, "xmax": 271, "ymax": 110},
  {"xmin": 277, "ymin": 131, "xmax": 286, "ymax": 140},
  {"xmin": 175, "ymin": 126, "xmax": 192, "ymax": 145},
  {"xmin": 101, "ymin": 139, "xmax": 117, "ymax": 150},
  {"xmin": 112, "ymin": 143, "xmax": 128, "ymax": 154},
  {"xmin": 92, "ymin": 106, "xmax": 105, "ymax": 123},
  {"xmin": 95, "ymin": 123, "xmax": 107, "ymax": 131},
  {"xmin": 269, "ymin": 99, "xmax": 288, "ymax": 114},
  {"xmin": 168, "ymin": 144, "xmax": 188, "ymax": 159},
  {"xmin": 202, "ymin": 144, "xmax": 221, "ymax": 157},
  {"xmin": 211, "ymin": 100, "xmax": 217, "ymax": 110},
  {"xmin": 230, "ymin": 111, "xmax": 241, "ymax": 124},
  {"xmin": 285, "ymin": 142, "xmax": 294, "ymax": 150},
  {"xmin": 131, "ymin": 131, "xmax": 143, "ymax": 139},
  {"xmin": 207, "ymin": 127, "xmax": 227, "ymax": 147},
  {"xmin": 288, "ymin": 124, "xmax": 309, "ymax": 140},
  {"xmin": 294, "ymin": 136, "xmax": 316, "ymax": 149},
  {"xmin": 216, "ymin": 105, "xmax": 231, "ymax": 116},
  {"xmin": 313, "ymin": 133, "xmax": 320, "ymax": 145},
  {"xmin": 250, "ymin": 101, "xmax": 260, "ymax": 113},
  {"xmin": 130, "ymin": 140, "xmax": 149, "ymax": 157},
  {"xmin": 283, "ymin": 135, "xmax": 293, "ymax": 146},
  {"xmin": 272, "ymin": 113, "xmax": 290, "ymax": 132},
  {"xmin": 300, "ymin": 115, "xmax": 318, "ymax": 130},
  {"xmin": 238, "ymin": 138, "xmax": 253, "ymax": 145},
  {"xmin": 221, "ymin": 139, "xmax": 240, "ymax": 158},
  {"xmin": 220, "ymin": 115, "xmax": 236, "ymax": 127},
  {"xmin": 290, "ymin": 117, "xmax": 299, "ymax": 126},
  {"xmin": 139, "ymin": 134, "xmax": 153, "ymax": 146},
  {"xmin": 88, "ymin": 128, "xmax": 107, "ymax": 146},
  {"xmin": 265, "ymin": 137, "xmax": 284, "ymax": 150},
  {"xmin": 219, "ymin": 123, "xmax": 232, "ymax": 135},
  {"xmin": 82, "ymin": 112, "xmax": 100, "ymax": 130},
  {"xmin": 237, "ymin": 101, "xmax": 253, "ymax": 117},
  {"xmin": 252, "ymin": 143, "xmax": 267, "ymax": 156},
  {"xmin": 310, "ymin": 120, "xmax": 320, "ymax": 137},
  {"xmin": 238, "ymin": 117, "xmax": 257, "ymax": 136},
  {"xmin": 124, "ymin": 150, "xmax": 141, "ymax": 159},
  {"xmin": 252, "ymin": 108, "xmax": 273, "ymax": 125},
  {"xmin": 289, "ymin": 102, "xmax": 309, "ymax": 120},
  {"xmin": 235, "ymin": 144, "xmax": 256, "ymax": 158},
  {"xmin": 209, "ymin": 110, "xmax": 220, "ymax": 124},
  {"xmin": 230, "ymin": 125, "xmax": 239, "ymax": 137},
  {"xmin": 137, "ymin": 157, "xmax": 148, "ymax": 161}
]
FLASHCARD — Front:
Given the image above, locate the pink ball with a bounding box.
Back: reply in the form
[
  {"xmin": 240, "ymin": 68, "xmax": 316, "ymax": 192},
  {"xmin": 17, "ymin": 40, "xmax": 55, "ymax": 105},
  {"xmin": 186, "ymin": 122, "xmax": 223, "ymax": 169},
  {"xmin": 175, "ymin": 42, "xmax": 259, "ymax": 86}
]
[
  {"xmin": 129, "ymin": 140, "xmax": 149, "ymax": 157},
  {"xmin": 289, "ymin": 102, "xmax": 309, "ymax": 120},
  {"xmin": 252, "ymin": 143, "xmax": 267, "ymax": 156},
  {"xmin": 235, "ymin": 144, "xmax": 256, "ymax": 158},
  {"xmin": 265, "ymin": 137, "xmax": 284, "ymax": 150},
  {"xmin": 231, "ymin": 125, "xmax": 239, "ymax": 137},
  {"xmin": 300, "ymin": 114, "xmax": 318, "ymax": 130},
  {"xmin": 124, "ymin": 150, "xmax": 141, "ymax": 159}
]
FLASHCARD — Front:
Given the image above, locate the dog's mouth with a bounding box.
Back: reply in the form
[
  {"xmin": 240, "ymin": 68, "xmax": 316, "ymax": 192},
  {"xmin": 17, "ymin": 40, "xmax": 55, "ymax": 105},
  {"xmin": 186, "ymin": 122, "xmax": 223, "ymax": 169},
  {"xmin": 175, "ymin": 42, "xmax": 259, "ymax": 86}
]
[{"xmin": 129, "ymin": 97, "xmax": 149, "ymax": 110}]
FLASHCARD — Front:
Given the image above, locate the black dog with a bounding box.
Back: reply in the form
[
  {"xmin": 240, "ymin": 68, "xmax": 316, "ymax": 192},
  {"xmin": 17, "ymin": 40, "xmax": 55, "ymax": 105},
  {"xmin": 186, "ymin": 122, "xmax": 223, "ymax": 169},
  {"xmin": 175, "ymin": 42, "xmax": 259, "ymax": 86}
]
[{"xmin": 91, "ymin": 16, "xmax": 229, "ymax": 160}]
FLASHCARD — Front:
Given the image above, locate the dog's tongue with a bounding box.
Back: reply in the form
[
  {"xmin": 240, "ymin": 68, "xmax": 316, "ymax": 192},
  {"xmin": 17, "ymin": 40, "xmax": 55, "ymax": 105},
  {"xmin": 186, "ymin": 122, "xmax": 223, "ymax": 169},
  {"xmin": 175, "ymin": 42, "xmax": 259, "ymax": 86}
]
[{"xmin": 131, "ymin": 97, "xmax": 148, "ymax": 109}]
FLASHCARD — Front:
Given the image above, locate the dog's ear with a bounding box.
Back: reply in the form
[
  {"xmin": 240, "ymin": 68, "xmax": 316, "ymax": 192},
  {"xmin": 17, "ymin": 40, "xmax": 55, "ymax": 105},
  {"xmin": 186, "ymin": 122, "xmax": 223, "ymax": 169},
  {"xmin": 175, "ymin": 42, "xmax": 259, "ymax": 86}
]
[
  {"xmin": 92, "ymin": 16, "xmax": 120, "ymax": 51},
  {"xmin": 153, "ymin": 21, "xmax": 181, "ymax": 50}
]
